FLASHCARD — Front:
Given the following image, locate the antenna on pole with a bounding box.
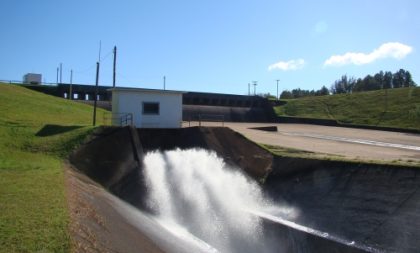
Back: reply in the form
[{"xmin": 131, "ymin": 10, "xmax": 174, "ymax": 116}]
[
  {"xmin": 93, "ymin": 62, "xmax": 100, "ymax": 126},
  {"xmin": 113, "ymin": 46, "xmax": 117, "ymax": 88},
  {"xmin": 252, "ymin": 81, "xmax": 258, "ymax": 95}
]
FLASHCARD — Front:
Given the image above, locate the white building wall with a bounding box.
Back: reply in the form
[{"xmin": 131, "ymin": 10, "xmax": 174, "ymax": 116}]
[
  {"xmin": 23, "ymin": 73, "xmax": 42, "ymax": 84},
  {"xmin": 112, "ymin": 89, "xmax": 183, "ymax": 128}
]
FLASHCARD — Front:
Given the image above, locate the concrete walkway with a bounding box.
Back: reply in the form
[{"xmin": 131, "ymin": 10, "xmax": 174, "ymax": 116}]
[{"xmin": 185, "ymin": 122, "xmax": 420, "ymax": 164}]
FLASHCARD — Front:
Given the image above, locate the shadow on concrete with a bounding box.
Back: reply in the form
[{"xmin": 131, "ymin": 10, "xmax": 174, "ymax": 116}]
[{"xmin": 248, "ymin": 126, "xmax": 278, "ymax": 132}]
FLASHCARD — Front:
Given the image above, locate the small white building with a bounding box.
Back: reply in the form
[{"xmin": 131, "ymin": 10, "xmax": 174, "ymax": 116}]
[
  {"xmin": 110, "ymin": 87, "xmax": 183, "ymax": 128},
  {"xmin": 23, "ymin": 73, "xmax": 42, "ymax": 84}
]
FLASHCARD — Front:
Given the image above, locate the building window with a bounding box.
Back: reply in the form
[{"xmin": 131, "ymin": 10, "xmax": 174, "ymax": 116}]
[{"xmin": 142, "ymin": 102, "xmax": 160, "ymax": 115}]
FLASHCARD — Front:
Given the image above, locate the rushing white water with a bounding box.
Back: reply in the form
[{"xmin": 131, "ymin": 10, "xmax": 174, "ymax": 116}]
[
  {"xmin": 143, "ymin": 148, "xmax": 276, "ymax": 253},
  {"xmin": 142, "ymin": 148, "xmax": 376, "ymax": 253}
]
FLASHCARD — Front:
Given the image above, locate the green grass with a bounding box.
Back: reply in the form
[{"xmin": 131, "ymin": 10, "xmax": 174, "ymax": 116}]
[
  {"xmin": 274, "ymin": 87, "xmax": 420, "ymax": 130},
  {"xmin": 0, "ymin": 83, "xmax": 110, "ymax": 252}
]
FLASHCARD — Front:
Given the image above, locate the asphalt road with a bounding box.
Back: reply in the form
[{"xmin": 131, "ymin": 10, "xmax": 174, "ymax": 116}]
[{"xmin": 185, "ymin": 122, "xmax": 420, "ymax": 164}]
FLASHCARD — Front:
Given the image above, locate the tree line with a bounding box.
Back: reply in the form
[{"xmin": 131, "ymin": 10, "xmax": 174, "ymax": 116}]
[{"xmin": 280, "ymin": 69, "xmax": 417, "ymax": 99}]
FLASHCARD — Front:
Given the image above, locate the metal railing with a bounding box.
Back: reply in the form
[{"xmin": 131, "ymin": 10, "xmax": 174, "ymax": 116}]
[
  {"xmin": 103, "ymin": 113, "xmax": 133, "ymax": 126},
  {"xmin": 198, "ymin": 114, "xmax": 225, "ymax": 126}
]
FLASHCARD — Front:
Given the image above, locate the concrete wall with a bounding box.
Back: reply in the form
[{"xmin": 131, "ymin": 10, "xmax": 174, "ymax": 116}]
[
  {"xmin": 183, "ymin": 104, "xmax": 274, "ymax": 122},
  {"xmin": 112, "ymin": 89, "xmax": 183, "ymax": 128},
  {"xmin": 266, "ymin": 157, "xmax": 420, "ymax": 253}
]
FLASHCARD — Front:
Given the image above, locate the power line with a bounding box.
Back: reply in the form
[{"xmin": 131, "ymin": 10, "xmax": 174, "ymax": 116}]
[{"xmin": 73, "ymin": 48, "xmax": 113, "ymax": 75}]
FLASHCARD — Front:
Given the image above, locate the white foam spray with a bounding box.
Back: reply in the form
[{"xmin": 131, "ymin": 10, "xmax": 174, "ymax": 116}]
[{"xmin": 143, "ymin": 148, "xmax": 276, "ymax": 253}]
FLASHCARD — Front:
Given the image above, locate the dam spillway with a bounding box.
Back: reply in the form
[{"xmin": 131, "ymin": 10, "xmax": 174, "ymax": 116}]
[{"xmin": 69, "ymin": 126, "xmax": 420, "ymax": 252}]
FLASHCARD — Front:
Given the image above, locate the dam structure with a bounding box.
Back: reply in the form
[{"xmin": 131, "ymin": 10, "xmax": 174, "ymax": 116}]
[
  {"xmin": 69, "ymin": 126, "xmax": 420, "ymax": 253},
  {"xmin": 23, "ymin": 83, "xmax": 277, "ymax": 123}
]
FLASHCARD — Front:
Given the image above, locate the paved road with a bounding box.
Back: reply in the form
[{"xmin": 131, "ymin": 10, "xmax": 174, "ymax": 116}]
[{"xmin": 185, "ymin": 122, "xmax": 420, "ymax": 164}]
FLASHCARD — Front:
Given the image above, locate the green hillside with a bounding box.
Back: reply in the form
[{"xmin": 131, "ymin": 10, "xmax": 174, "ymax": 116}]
[
  {"xmin": 274, "ymin": 87, "xmax": 420, "ymax": 130},
  {"xmin": 0, "ymin": 83, "xmax": 110, "ymax": 252}
]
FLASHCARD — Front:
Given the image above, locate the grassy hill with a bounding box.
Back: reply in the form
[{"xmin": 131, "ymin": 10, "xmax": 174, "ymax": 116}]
[
  {"xmin": 274, "ymin": 87, "xmax": 420, "ymax": 130},
  {"xmin": 0, "ymin": 83, "xmax": 110, "ymax": 252}
]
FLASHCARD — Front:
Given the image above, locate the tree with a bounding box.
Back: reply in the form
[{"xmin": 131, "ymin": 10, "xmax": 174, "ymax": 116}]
[
  {"xmin": 330, "ymin": 75, "xmax": 355, "ymax": 94},
  {"xmin": 316, "ymin": 86, "xmax": 329, "ymax": 96},
  {"xmin": 374, "ymin": 71, "xmax": 384, "ymax": 89},
  {"xmin": 403, "ymin": 70, "xmax": 416, "ymax": 87},
  {"xmin": 364, "ymin": 75, "xmax": 382, "ymax": 91},
  {"xmin": 259, "ymin": 93, "xmax": 276, "ymax": 100},
  {"xmin": 280, "ymin": 90, "xmax": 293, "ymax": 99},
  {"xmin": 383, "ymin": 71, "xmax": 393, "ymax": 89},
  {"xmin": 393, "ymin": 69, "xmax": 405, "ymax": 88},
  {"xmin": 353, "ymin": 78, "xmax": 364, "ymax": 92}
]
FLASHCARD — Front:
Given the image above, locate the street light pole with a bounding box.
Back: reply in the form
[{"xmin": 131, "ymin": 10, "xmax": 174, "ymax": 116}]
[{"xmin": 252, "ymin": 81, "xmax": 257, "ymax": 95}]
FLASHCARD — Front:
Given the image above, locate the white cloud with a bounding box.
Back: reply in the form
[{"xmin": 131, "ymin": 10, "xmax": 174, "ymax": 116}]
[
  {"xmin": 268, "ymin": 59, "xmax": 305, "ymax": 71},
  {"xmin": 324, "ymin": 42, "xmax": 413, "ymax": 67}
]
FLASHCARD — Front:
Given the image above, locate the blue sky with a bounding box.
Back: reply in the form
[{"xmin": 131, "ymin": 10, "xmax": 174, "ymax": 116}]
[{"xmin": 1, "ymin": 0, "xmax": 419, "ymax": 96}]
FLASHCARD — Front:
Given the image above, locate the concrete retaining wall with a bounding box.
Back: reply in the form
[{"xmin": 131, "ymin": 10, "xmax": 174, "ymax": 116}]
[{"xmin": 278, "ymin": 116, "xmax": 420, "ymax": 134}]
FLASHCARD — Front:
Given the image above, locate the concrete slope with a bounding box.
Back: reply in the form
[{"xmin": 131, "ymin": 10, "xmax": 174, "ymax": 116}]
[
  {"xmin": 265, "ymin": 157, "xmax": 420, "ymax": 253},
  {"xmin": 69, "ymin": 126, "xmax": 151, "ymax": 211}
]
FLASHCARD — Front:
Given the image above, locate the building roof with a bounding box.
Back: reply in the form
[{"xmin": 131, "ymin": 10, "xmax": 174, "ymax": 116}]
[{"xmin": 108, "ymin": 87, "xmax": 184, "ymax": 94}]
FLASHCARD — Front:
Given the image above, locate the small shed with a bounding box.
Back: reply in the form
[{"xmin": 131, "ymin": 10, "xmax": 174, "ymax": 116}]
[
  {"xmin": 110, "ymin": 87, "xmax": 183, "ymax": 128},
  {"xmin": 23, "ymin": 73, "xmax": 42, "ymax": 84}
]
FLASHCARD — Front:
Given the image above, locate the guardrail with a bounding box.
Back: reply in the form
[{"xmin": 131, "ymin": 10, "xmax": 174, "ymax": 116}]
[{"xmin": 0, "ymin": 80, "xmax": 58, "ymax": 86}]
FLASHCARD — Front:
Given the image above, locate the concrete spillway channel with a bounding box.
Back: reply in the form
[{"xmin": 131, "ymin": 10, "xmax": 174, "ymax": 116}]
[{"xmin": 68, "ymin": 126, "xmax": 420, "ymax": 252}]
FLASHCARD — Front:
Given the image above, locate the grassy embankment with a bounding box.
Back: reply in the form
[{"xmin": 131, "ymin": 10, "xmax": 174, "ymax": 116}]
[
  {"xmin": 0, "ymin": 83, "xmax": 110, "ymax": 252},
  {"xmin": 274, "ymin": 87, "xmax": 420, "ymax": 130}
]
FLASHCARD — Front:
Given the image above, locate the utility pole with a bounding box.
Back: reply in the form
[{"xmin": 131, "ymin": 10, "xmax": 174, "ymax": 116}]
[
  {"xmin": 59, "ymin": 63, "xmax": 62, "ymax": 83},
  {"xmin": 276, "ymin": 79, "xmax": 280, "ymax": 100},
  {"xmin": 93, "ymin": 62, "xmax": 100, "ymax": 126},
  {"xmin": 248, "ymin": 83, "xmax": 250, "ymax": 95},
  {"xmin": 252, "ymin": 81, "xmax": 257, "ymax": 95},
  {"xmin": 163, "ymin": 76, "xmax": 166, "ymax": 90},
  {"xmin": 98, "ymin": 40, "xmax": 102, "ymax": 62},
  {"xmin": 69, "ymin": 70, "xmax": 73, "ymax": 100},
  {"xmin": 56, "ymin": 67, "xmax": 59, "ymax": 84},
  {"xmin": 113, "ymin": 46, "xmax": 117, "ymax": 87}
]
